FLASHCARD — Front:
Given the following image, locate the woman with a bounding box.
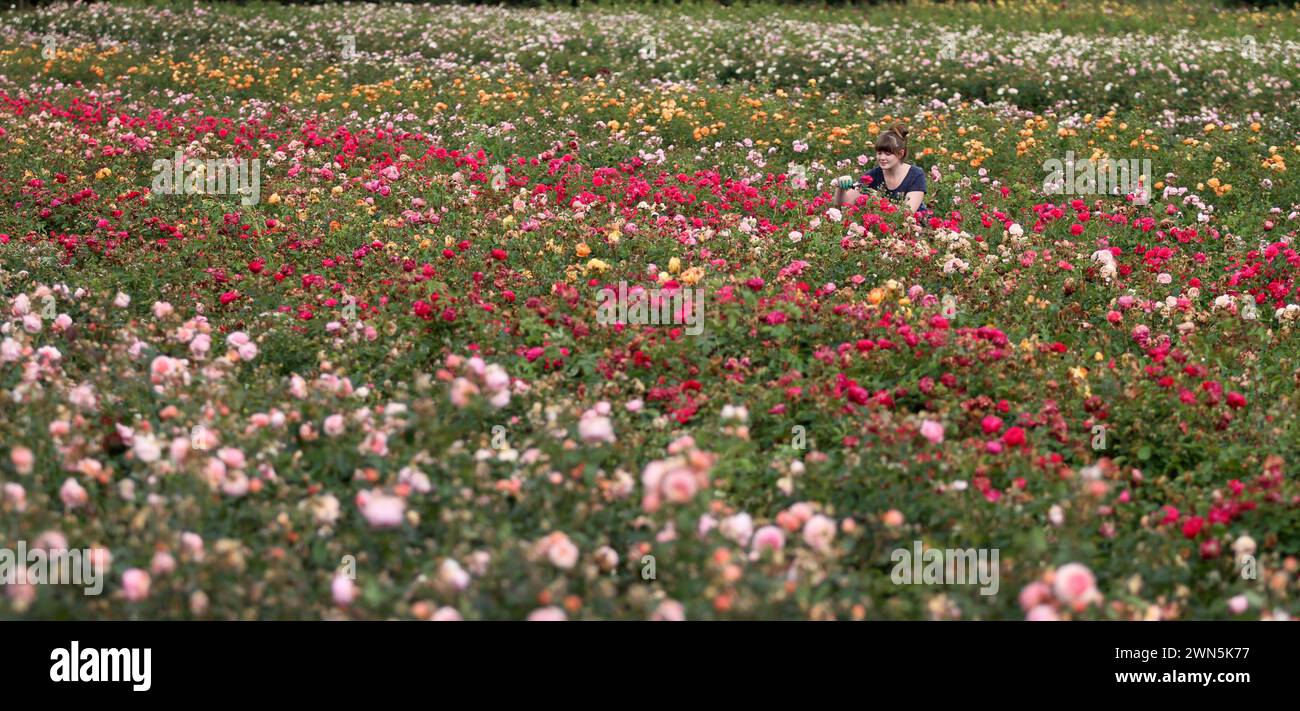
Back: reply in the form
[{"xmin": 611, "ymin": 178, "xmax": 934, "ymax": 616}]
[{"xmin": 832, "ymin": 125, "xmax": 928, "ymax": 215}]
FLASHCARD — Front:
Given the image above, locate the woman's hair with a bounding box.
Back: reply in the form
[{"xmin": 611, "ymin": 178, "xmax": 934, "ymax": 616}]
[{"xmin": 875, "ymin": 124, "xmax": 909, "ymax": 158}]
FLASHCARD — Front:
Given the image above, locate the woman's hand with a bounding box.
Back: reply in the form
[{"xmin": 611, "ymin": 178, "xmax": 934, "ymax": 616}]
[
  {"xmin": 905, "ymin": 190, "xmax": 925, "ymax": 213},
  {"xmin": 832, "ymin": 175, "xmax": 860, "ymax": 207}
]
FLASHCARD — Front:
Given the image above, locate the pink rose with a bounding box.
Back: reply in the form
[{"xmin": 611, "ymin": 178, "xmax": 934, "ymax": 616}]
[
  {"xmin": 751, "ymin": 525, "xmax": 786, "ymax": 557},
  {"xmin": 359, "ymin": 492, "xmax": 406, "ymax": 529},
  {"xmin": 59, "ymin": 478, "xmax": 88, "ymax": 509},
  {"xmin": 802, "ymin": 514, "xmax": 837, "ymax": 553},
  {"xmin": 9, "ymin": 446, "xmax": 34, "ymax": 475},
  {"xmin": 920, "ymin": 420, "xmax": 944, "ymax": 444},
  {"xmin": 1053, "ymin": 562, "xmax": 1099, "ymax": 606},
  {"xmin": 332, "ymin": 574, "xmax": 356, "ymax": 607},
  {"xmin": 1018, "ymin": 581, "xmax": 1052, "ymax": 611},
  {"xmin": 122, "ymin": 569, "xmax": 151, "ymax": 602},
  {"xmin": 526, "ymin": 606, "xmax": 567, "ymax": 622}
]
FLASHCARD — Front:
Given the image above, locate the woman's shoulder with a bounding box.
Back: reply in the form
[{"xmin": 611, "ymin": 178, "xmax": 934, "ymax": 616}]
[{"xmin": 905, "ymin": 164, "xmax": 927, "ymax": 190}]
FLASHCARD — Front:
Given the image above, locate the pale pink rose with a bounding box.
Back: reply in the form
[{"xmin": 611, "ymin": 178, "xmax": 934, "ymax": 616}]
[
  {"xmin": 431, "ymin": 606, "xmax": 463, "ymax": 621},
  {"xmin": 751, "ymin": 525, "xmax": 786, "ymax": 556},
  {"xmin": 449, "ymin": 377, "xmax": 479, "ymax": 408},
  {"xmin": 697, "ymin": 514, "xmax": 718, "ymax": 537},
  {"xmin": 466, "ymin": 357, "xmax": 486, "ymax": 377},
  {"xmin": 626, "ymin": 399, "xmax": 644, "ymax": 412},
  {"xmin": 578, "ymin": 414, "xmax": 616, "ymax": 444},
  {"xmin": 802, "ymin": 514, "xmax": 837, "ymax": 553},
  {"xmin": 10, "ymin": 446, "xmax": 34, "ymax": 475},
  {"xmin": 359, "ymin": 493, "xmax": 405, "ymax": 529},
  {"xmin": 202, "ymin": 458, "xmax": 227, "ymax": 487},
  {"xmin": 438, "ymin": 559, "xmax": 471, "ymax": 591},
  {"xmin": 289, "ymin": 374, "xmax": 308, "ymax": 399},
  {"xmin": 33, "ymin": 530, "xmax": 69, "ymax": 552},
  {"xmin": 323, "ymin": 414, "xmax": 346, "ymax": 437},
  {"xmin": 113, "ymin": 291, "xmax": 131, "ymax": 308},
  {"xmin": 526, "ymin": 606, "xmax": 567, "ymax": 621},
  {"xmin": 360, "ymin": 431, "xmax": 389, "ymax": 457},
  {"xmin": 1053, "ymin": 562, "xmax": 1099, "ymax": 605},
  {"xmin": 332, "ymin": 574, "xmax": 356, "ymax": 606},
  {"xmin": 3, "ymin": 482, "xmax": 26, "ymax": 511},
  {"xmin": 88, "ymin": 546, "xmax": 113, "ymax": 576},
  {"xmin": 662, "ymin": 469, "xmax": 699, "ymax": 503},
  {"xmin": 0, "ymin": 338, "xmax": 20, "ymax": 363},
  {"xmin": 49, "ymin": 420, "xmax": 71, "ymax": 437},
  {"xmin": 181, "ymin": 532, "xmax": 205, "ymax": 561},
  {"xmin": 221, "ymin": 471, "xmax": 250, "ymax": 497},
  {"xmin": 1228, "ymin": 595, "xmax": 1249, "ymax": 614},
  {"xmin": 150, "ymin": 355, "xmax": 176, "ymax": 380},
  {"xmin": 720, "ymin": 513, "xmax": 754, "ymax": 546},
  {"xmin": 151, "ymin": 551, "xmax": 176, "ymax": 576},
  {"xmin": 483, "ymin": 364, "xmax": 509, "ymax": 391},
  {"xmin": 1018, "ymin": 581, "xmax": 1053, "ymax": 611},
  {"xmin": 189, "ymin": 333, "xmax": 211, "ymax": 358},
  {"xmin": 1026, "ymin": 604, "xmax": 1059, "ymax": 621},
  {"xmin": 789, "ymin": 502, "xmax": 814, "ymax": 524},
  {"xmin": 76, "ymin": 458, "xmax": 104, "ymax": 479},
  {"xmin": 593, "ymin": 545, "xmax": 620, "ymax": 571},
  {"xmin": 667, "ymin": 435, "xmax": 696, "ymax": 454},
  {"xmin": 152, "ymin": 301, "xmax": 173, "ymax": 319},
  {"xmin": 68, "ymin": 384, "xmax": 97, "ymax": 410},
  {"xmin": 22, "ymin": 313, "xmax": 42, "ymax": 333},
  {"xmin": 133, "ymin": 434, "xmax": 162, "ymax": 463},
  {"xmin": 54, "ymin": 313, "xmax": 72, "ymax": 331},
  {"xmin": 122, "ymin": 569, "xmax": 151, "ymax": 602},
  {"xmin": 920, "ymin": 420, "xmax": 945, "ymax": 444},
  {"xmin": 59, "ymin": 478, "xmax": 88, "ymax": 509},
  {"xmin": 547, "ymin": 536, "xmax": 579, "ymax": 570},
  {"xmin": 650, "ymin": 600, "xmax": 686, "ymax": 621},
  {"xmin": 227, "ymin": 331, "xmax": 251, "ymax": 348},
  {"xmin": 217, "ymin": 447, "xmax": 246, "ymax": 469},
  {"xmin": 488, "ymin": 389, "xmax": 510, "ymax": 409},
  {"xmin": 237, "ymin": 343, "xmax": 258, "ymax": 361}
]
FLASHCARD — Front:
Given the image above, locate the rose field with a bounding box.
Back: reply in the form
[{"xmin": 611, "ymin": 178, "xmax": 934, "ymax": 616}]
[{"xmin": 2, "ymin": 0, "xmax": 1300, "ymax": 621}]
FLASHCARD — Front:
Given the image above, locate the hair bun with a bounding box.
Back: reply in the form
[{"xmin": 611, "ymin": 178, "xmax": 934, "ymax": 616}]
[{"xmin": 892, "ymin": 125, "xmax": 909, "ymax": 139}]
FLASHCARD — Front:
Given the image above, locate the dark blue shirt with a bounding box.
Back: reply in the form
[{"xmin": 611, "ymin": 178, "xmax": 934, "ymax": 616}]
[{"xmin": 863, "ymin": 165, "xmax": 928, "ymax": 213}]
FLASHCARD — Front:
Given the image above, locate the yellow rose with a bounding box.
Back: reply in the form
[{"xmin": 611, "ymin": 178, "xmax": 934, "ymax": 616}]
[{"xmin": 668, "ymin": 257, "xmax": 681, "ymax": 274}]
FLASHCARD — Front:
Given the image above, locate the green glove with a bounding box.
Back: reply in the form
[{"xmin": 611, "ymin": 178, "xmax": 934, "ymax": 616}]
[{"xmin": 834, "ymin": 175, "xmax": 856, "ymax": 190}]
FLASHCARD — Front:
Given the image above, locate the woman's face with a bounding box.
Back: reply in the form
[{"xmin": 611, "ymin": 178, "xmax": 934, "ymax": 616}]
[{"xmin": 876, "ymin": 149, "xmax": 901, "ymax": 169}]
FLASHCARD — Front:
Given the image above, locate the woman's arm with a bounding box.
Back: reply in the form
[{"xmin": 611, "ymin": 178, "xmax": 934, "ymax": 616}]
[
  {"xmin": 834, "ymin": 187, "xmax": 862, "ymax": 207},
  {"xmin": 905, "ymin": 190, "xmax": 924, "ymax": 213}
]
